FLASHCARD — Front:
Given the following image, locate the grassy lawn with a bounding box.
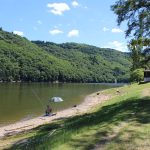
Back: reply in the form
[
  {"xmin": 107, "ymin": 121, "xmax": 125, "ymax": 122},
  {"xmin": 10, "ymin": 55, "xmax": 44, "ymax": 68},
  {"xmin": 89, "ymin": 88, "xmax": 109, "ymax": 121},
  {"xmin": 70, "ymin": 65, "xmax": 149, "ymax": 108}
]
[{"xmin": 2, "ymin": 83, "xmax": 150, "ymax": 150}]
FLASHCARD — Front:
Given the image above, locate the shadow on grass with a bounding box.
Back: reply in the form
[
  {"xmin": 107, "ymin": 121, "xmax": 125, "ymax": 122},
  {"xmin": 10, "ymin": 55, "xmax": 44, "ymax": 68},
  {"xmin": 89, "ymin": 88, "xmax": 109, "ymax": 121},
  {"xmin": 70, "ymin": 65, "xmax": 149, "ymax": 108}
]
[{"xmin": 7, "ymin": 96, "xmax": 150, "ymax": 150}]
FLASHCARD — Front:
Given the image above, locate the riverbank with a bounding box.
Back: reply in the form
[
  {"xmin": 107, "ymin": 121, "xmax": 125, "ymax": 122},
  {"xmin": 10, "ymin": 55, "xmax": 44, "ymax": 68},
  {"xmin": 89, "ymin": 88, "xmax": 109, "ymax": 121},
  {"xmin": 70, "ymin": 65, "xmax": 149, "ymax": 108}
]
[
  {"xmin": 0, "ymin": 90, "xmax": 111, "ymax": 139},
  {"xmin": 1, "ymin": 83, "xmax": 150, "ymax": 150},
  {"xmin": 0, "ymin": 82, "xmax": 117, "ymax": 126}
]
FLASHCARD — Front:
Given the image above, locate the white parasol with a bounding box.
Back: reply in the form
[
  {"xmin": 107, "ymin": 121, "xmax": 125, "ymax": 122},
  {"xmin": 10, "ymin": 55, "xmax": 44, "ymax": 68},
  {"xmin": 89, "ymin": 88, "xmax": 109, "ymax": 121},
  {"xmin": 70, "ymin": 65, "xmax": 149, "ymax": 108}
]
[{"xmin": 49, "ymin": 97, "xmax": 64, "ymax": 102}]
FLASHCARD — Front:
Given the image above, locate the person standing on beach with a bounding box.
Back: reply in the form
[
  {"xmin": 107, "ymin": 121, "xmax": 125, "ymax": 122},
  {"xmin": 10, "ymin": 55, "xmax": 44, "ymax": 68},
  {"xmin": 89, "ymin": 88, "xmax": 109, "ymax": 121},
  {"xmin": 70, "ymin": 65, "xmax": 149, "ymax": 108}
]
[{"xmin": 45, "ymin": 105, "xmax": 52, "ymax": 116}]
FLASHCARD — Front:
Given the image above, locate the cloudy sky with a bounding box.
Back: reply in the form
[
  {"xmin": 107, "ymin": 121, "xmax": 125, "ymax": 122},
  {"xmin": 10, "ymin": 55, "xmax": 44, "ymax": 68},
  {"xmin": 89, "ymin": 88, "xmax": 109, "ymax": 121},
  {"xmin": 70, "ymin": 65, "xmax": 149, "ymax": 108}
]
[{"xmin": 0, "ymin": 0, "xmax": 129, "ymax": 52}]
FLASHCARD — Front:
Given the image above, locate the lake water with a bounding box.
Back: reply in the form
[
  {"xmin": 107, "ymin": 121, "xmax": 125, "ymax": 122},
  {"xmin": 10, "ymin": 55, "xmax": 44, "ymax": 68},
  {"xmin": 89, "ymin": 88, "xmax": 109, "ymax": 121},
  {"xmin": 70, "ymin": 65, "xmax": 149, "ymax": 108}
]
[{"xmin": 0, "ymin": 83, "xmax": 118, "ymax": 126}]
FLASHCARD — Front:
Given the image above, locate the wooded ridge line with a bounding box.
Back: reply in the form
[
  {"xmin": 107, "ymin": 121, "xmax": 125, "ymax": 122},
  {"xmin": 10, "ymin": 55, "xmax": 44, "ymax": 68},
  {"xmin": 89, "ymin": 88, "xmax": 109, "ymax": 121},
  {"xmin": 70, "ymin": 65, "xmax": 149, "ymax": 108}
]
[{"xmin": 0, "ymin": 29, "xmax": 131, "ymax": 83}]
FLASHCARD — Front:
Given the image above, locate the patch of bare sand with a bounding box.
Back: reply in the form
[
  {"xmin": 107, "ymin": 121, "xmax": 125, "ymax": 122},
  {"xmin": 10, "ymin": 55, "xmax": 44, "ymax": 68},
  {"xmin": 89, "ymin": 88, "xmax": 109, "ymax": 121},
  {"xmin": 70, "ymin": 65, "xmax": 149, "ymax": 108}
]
[
  {"xmin": 0, "ymin": 92, "xmax": 111, "ymax": 139},
  {"xmin": 142, "ymin": 88, "xmax": 150, "ymax": 97}
]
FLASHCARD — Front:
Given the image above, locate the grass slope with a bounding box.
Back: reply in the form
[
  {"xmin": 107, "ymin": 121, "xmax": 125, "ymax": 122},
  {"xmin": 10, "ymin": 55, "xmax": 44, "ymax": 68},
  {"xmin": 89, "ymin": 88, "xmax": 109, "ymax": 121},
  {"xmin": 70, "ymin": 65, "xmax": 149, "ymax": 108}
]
[{"xmin": 2, "ymin": 83, "xmax": 150, "ymax": 150}]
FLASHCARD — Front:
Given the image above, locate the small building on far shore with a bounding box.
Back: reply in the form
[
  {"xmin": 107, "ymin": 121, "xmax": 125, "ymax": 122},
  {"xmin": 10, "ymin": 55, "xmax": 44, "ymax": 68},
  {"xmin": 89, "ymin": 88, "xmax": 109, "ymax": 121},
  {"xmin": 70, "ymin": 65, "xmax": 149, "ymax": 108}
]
[{"xmin": 144, "ymin": 70, "xmax": 150, "ymax": 82}]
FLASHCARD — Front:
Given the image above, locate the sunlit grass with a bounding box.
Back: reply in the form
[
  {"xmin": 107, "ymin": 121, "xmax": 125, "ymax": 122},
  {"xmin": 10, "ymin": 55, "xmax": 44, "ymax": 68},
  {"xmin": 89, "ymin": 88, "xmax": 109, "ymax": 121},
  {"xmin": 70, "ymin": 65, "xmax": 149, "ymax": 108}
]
[{"xmin": 2, "ymin": 83, "xmax": 150, "ymax": 150}]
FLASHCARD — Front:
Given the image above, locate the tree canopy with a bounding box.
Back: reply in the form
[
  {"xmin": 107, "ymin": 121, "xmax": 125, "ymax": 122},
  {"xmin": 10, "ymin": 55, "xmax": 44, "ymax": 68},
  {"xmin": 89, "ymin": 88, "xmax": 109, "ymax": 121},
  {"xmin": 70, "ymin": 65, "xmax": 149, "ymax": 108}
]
[
  {"xmin": 111, "ymin": 0, "xmax": 150, "ymax": 70},
  {"xmin": 111, "ymin": 0, "xmax": 150, "ymax": 38}
]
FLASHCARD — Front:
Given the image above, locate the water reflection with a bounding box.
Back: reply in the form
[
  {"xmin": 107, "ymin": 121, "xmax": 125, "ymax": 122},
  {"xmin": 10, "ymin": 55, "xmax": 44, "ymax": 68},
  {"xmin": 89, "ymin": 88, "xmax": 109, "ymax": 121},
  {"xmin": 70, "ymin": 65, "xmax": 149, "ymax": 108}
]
[{"xmin": 0, "ymin": 83, "xmax": 119, "ymax": 126}]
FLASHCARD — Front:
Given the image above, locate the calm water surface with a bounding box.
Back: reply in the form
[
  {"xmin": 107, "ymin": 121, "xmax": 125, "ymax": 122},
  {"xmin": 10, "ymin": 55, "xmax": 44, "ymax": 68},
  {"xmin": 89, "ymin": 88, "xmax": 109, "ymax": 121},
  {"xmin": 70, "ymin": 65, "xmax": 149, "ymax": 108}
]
[{"xmin": 0, "ymin": 83, "xmax": 118, "ymax": 126}]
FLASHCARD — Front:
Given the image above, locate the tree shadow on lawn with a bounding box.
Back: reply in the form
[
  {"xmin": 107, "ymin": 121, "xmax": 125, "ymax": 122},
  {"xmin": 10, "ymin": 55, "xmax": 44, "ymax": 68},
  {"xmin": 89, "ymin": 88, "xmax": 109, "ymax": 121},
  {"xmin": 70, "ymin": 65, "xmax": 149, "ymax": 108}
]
[{"xmin": 7, "ymin": 96, "xmax": 150, "ymax": 150}]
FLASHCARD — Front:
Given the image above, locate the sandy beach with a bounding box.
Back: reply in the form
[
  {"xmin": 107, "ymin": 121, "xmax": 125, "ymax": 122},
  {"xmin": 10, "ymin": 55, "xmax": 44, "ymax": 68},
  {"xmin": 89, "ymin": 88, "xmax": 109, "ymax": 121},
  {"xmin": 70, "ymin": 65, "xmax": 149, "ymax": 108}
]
[{"xmin": 0, "ymin": 91, "xmax": 111, "ymax": 139}]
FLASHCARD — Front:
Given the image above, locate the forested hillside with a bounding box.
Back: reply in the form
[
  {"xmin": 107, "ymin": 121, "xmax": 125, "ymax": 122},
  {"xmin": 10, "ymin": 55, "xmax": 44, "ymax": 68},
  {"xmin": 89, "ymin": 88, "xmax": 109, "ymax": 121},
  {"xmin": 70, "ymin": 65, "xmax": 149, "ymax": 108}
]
[
  {"xmin": 0, "ymin": 29, "xmax": 131, "ymax": 82},
  {"xmin": 33, "ymin": 41, "xmax": 131, "ymax": 82}
]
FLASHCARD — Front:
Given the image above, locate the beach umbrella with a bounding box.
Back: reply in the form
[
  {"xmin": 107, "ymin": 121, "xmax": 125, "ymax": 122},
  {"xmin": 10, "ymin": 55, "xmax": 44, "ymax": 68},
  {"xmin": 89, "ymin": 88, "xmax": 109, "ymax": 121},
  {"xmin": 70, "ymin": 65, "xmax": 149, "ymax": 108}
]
[{"xmin": 49, "ymin": 97, "xmax": 64, "ymax": 102}]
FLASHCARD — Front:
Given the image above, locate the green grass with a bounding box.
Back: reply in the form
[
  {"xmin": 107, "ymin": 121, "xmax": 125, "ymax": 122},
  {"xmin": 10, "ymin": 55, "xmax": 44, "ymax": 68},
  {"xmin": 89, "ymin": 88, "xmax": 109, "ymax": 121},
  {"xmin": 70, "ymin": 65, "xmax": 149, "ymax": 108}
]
[{"xmin": 2, "ymin": 83, "xmax": 150, "ymax": 150}]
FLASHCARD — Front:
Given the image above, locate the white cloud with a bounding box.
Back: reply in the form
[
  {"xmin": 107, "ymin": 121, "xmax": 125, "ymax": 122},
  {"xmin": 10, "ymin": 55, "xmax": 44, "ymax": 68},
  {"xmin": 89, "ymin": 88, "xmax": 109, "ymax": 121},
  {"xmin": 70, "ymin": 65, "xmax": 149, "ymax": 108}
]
[
  {"xmin": 111, "ymin": 28, "xmax": 123, "ymax": 33},
  {"xmin": 37, "ymin": 20, "xmax": 42, "ymax": 25},
  {"xmin": 68, "ymin": 29, "xmax": 79, "ymax": 37},
  {"xmin": 72, "ymin": 1, "xmax": 79, "ymax": 7},
  {"xmin": 103, "ymin": 41, "xmax": 128, "ymax": 52},
  {"xmin": 47, "ymin": 3, "xmax": 70, "ymax": 15},
  {"xmin": 13, "ymin": 30, "xmax": 24, "ymax": 36},
  {"xmin": 102, "ymin": 27, "xmax": 109, "ymax": 32},
  {"xmin": 49, "ymin": 29, "xmax": 63, "ymax": 35}
]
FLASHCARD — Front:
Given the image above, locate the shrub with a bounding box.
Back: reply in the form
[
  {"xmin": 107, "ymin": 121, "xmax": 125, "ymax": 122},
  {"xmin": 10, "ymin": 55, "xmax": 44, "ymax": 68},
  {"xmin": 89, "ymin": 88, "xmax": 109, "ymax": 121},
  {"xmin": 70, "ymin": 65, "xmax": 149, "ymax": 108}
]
[{"xmin": 130, "ymin": 68, "xmax": 144, "ymax": 82}]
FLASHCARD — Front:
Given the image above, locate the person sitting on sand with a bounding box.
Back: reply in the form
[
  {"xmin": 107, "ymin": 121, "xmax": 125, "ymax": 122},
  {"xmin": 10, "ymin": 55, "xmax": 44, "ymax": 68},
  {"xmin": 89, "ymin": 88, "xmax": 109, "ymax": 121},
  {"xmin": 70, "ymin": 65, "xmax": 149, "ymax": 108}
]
[{"xmin": 45, "ymin": 105, "xmax": 52, "ymax": 116}]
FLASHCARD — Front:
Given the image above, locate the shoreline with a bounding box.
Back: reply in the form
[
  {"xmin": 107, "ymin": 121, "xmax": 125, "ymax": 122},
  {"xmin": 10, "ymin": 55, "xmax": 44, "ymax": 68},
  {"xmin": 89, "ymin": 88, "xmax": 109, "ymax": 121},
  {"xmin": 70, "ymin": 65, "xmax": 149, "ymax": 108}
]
[{"xmin": 0, "ymin": 91, "xmax": 111, "ymax": 138}]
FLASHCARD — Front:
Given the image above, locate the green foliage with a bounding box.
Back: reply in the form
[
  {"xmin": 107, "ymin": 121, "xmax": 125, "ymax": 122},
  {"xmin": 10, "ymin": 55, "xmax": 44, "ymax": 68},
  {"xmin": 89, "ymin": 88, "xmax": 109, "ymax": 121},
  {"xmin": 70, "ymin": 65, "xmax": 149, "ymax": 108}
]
[
  {"xmin": 111, "ymin": 0, "xmax": 150, "ymax": 70},
  {"xmin": 0, "ymin": 30, "xmax": 131, "ymax": 82},
  {"xmin": 130, "ymin": 68, "xmax": 144, "ymax": 82},
  {"xmin": 33, "ymin": 41, "xmax": 131, "ymax": 83},
  {"xmin": 111, "ymin": 0, "xmax": 150, "ymax": 38},
  {"xmin": 129, "ymin": 38, "xmax": 150, "ymax": 70}
]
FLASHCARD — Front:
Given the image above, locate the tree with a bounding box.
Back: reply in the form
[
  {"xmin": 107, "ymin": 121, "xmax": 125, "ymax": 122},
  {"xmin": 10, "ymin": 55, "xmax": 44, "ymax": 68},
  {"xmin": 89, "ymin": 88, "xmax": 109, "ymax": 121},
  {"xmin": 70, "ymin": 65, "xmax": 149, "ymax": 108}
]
[
  {"xmin": 111, "ymin": 0, "xmax": 150, "ymax": 38},
  {"xmin": 130, "ymin": 68, "xmax": 144, "ymax": 82},
  {"xmin": 111, "ymin": 0, "xmax": 150, "ymax": 69},
  {"xmin": 128, "ymin": 38, "xmax": 150, "ymax": 70}
]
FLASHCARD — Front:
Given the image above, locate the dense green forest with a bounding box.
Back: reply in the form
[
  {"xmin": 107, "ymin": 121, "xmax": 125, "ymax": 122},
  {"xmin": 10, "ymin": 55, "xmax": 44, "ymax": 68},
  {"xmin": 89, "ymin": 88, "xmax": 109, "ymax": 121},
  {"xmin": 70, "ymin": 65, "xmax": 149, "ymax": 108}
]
[{"xmin": 0, "ymin": 29, "xmax": 131, "ymax": 82}]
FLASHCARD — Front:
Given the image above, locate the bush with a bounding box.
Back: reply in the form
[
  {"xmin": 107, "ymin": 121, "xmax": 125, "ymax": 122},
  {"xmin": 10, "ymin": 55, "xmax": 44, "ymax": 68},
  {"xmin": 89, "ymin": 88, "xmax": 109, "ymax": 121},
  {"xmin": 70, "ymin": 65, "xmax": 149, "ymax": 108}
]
[{"xmin": 130, "ymin": 68, "xmax": 144, "ymax": 82}]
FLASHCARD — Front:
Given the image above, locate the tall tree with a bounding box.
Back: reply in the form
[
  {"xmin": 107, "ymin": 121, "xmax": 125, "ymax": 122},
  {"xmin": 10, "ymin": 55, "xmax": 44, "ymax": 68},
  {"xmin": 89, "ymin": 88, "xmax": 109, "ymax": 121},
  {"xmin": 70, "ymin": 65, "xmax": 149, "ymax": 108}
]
[
  {"xmin": 129, "ymin": 38, "xmax": 150, "ymax": 69},
  {"xmin": 111, "ymin": 0, "xmax": 150, "ymax": 38},
  {"xmin": 111, "ymin": 0, "xmax": 150, "ymax": 69}
]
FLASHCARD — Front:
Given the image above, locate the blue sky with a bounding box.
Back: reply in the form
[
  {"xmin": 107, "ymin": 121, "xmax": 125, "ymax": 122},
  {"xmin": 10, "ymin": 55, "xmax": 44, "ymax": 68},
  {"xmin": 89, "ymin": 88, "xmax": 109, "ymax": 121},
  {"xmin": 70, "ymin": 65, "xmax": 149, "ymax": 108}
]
[{"xmin": 0, "ymin": 0, "xmax": 129, "ymax": 52}]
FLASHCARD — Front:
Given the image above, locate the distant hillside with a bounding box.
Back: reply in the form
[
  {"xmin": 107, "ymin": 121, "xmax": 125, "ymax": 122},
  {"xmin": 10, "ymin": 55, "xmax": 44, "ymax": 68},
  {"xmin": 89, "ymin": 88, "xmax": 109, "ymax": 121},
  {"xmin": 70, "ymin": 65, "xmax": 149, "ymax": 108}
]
[
  {"xmin": 0, "ymin": 30, "xmax": 73, "ymax": 82},
  {"xmin": 33, "ymin": 41, "xmax": 131, "ymax": 82},
  {"xmin": 0, "ymin": 29, "xmax": 131, "ymax": 82}
]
